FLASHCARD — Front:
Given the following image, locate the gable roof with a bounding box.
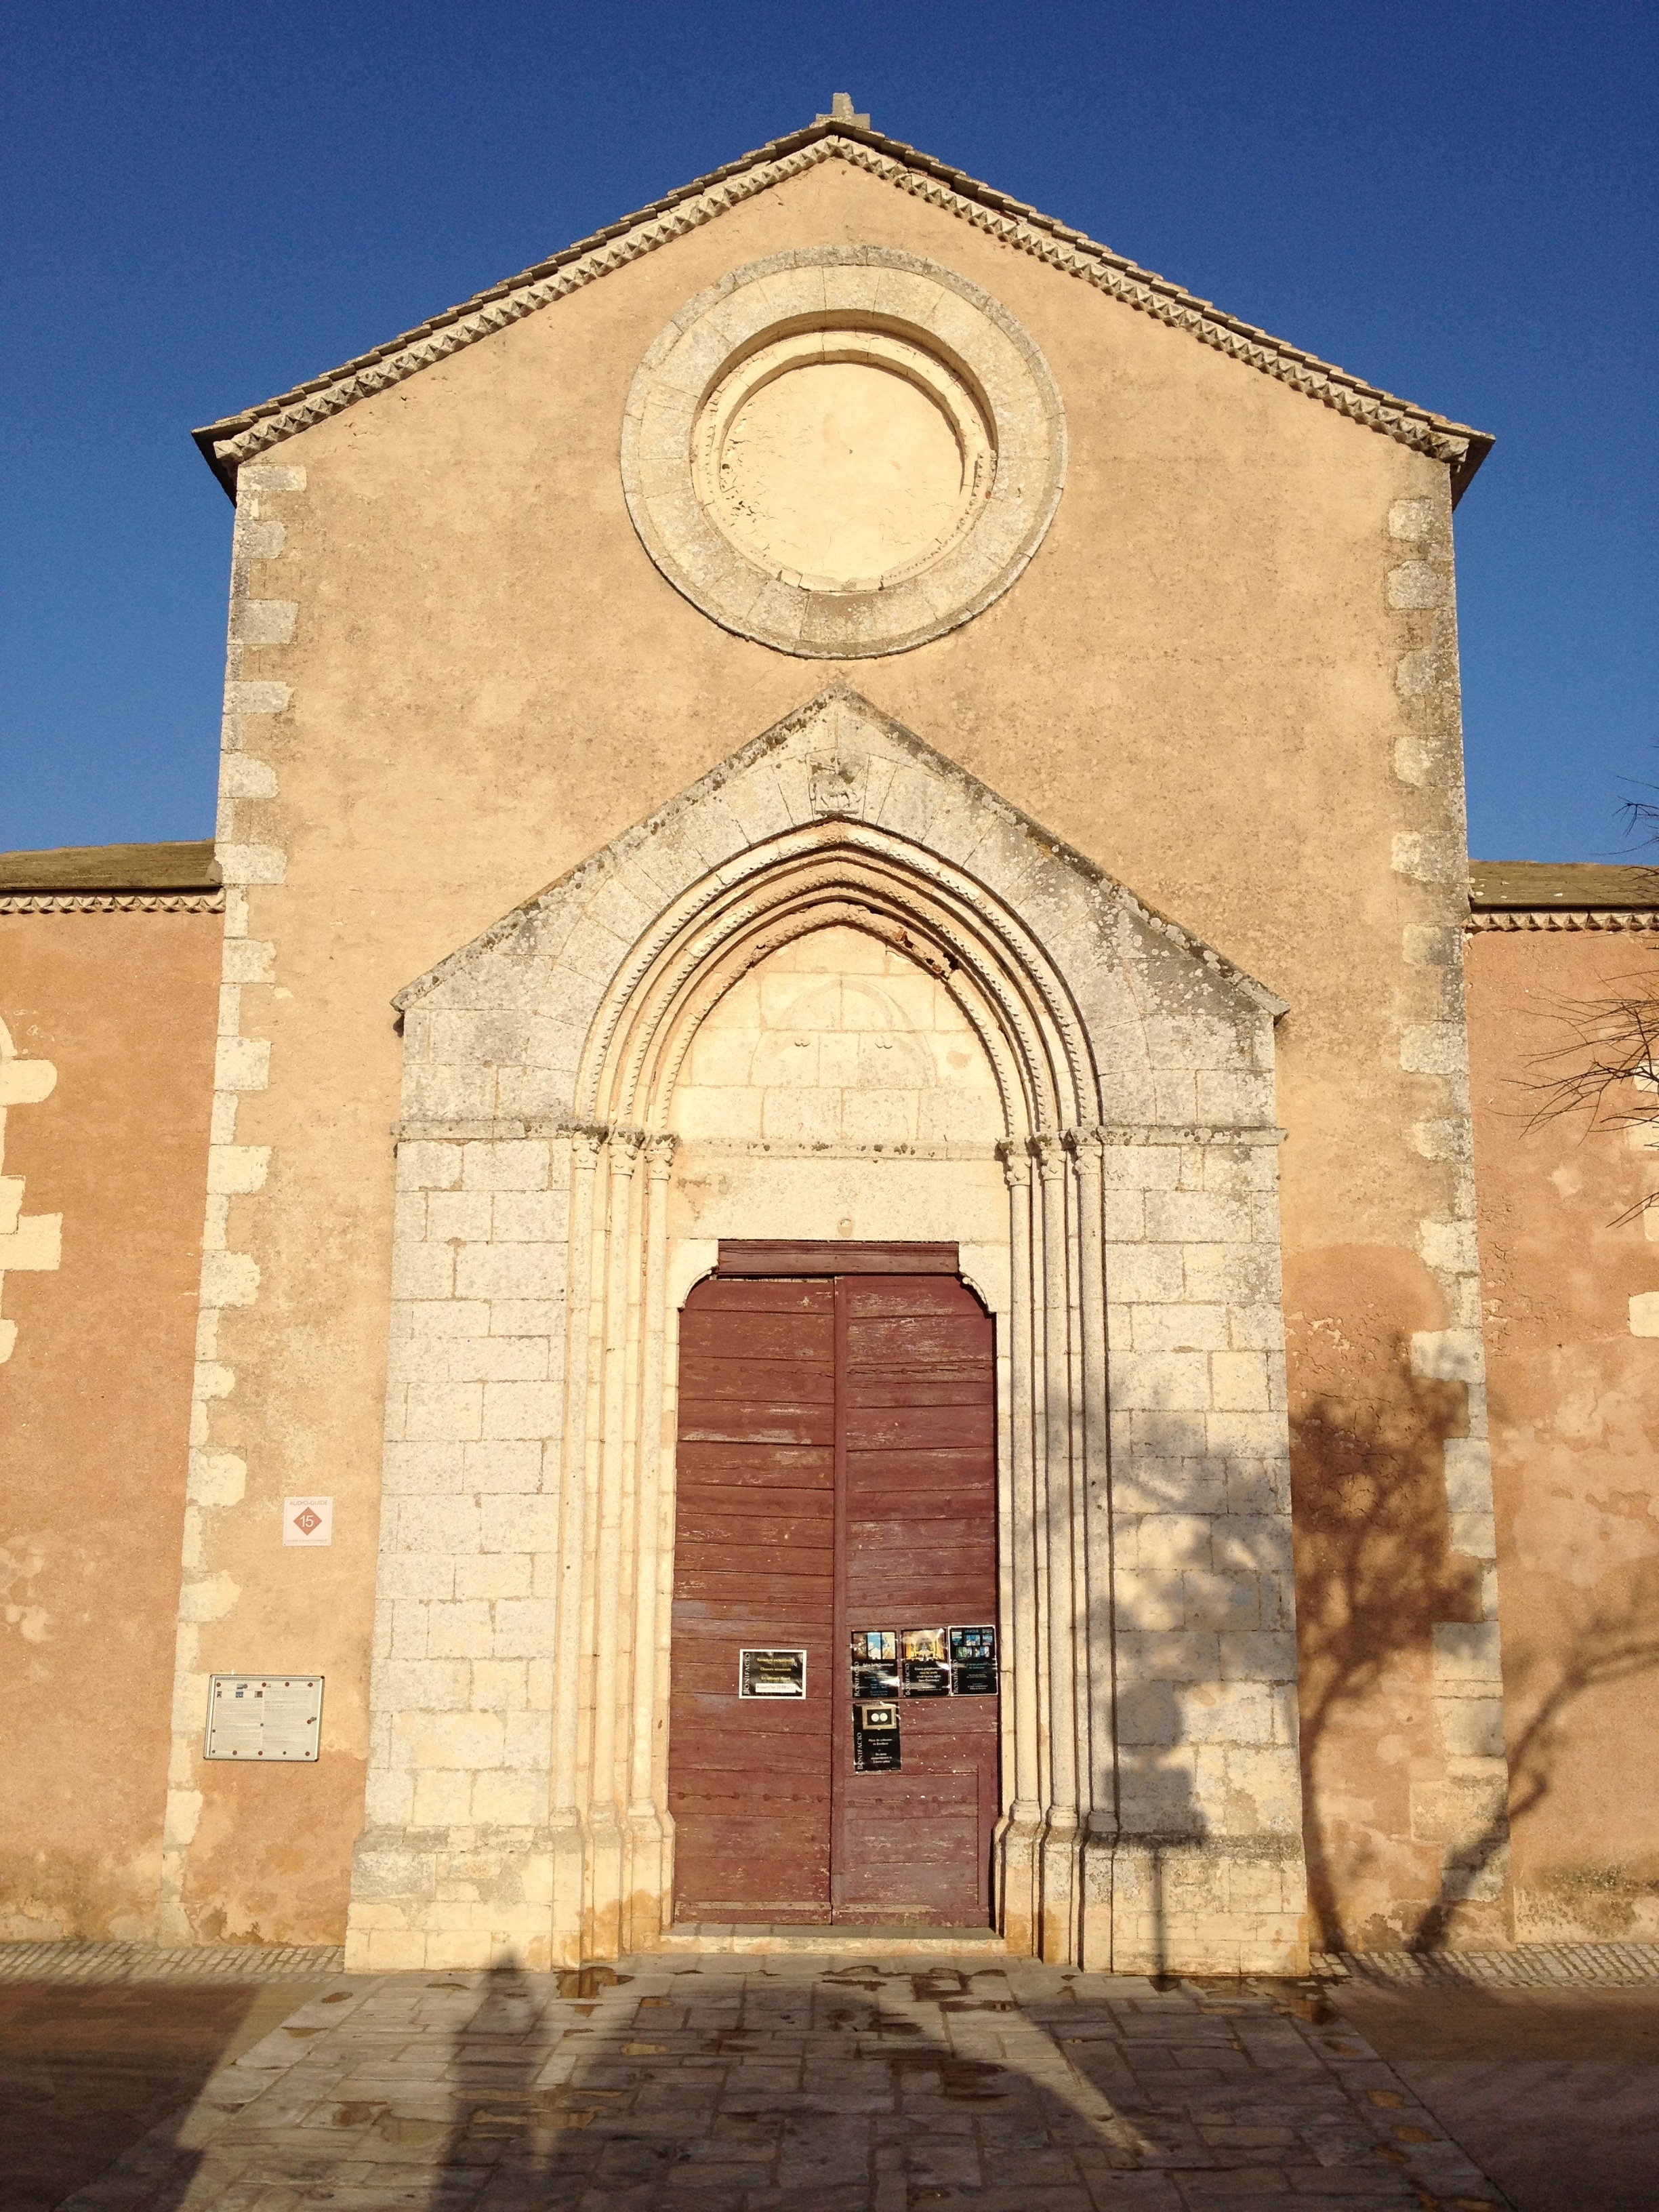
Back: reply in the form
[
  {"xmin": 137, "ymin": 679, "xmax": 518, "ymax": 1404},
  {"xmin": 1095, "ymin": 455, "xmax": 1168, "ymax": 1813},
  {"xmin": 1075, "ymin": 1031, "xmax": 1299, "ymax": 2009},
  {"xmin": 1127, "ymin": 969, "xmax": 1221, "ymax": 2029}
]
[
  {"xmin": 1469, "ymin": 860, "xmax": 1659, "ymax": 911},
  {"xmin": 0, "ymin": 840, "xmax": 220, "ymax": 893},
  {"xmin": 193, "ymin": 112, "xmax": 1493, "ymax": 501}
]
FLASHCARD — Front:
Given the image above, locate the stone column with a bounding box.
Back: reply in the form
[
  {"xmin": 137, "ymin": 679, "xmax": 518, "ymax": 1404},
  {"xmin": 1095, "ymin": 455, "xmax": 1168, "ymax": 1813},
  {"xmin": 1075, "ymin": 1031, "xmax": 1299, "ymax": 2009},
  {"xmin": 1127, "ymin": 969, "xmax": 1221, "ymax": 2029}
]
[
  {"xmin": 1034, "ymin": 1132, "xmax": 1082, "ymax": 1961},
  {"xmin": 994, "ymin": 1139, "xmax": 1042, "ymax": 1954},
  {"xmin": 623, "ymin": 1132, "xmax": 676, "ymax": 1951},
  {"xmin": 550, "ymin": 1126, "xmax": 602, "ymax": 1965},
  {"xmin": 586, "ymin": 1128, "xmax": 643, "ymax": 1958},
  {"xmin": 1068, "ymin": 1126, "xmax": 1119, "ymax": 1965}
]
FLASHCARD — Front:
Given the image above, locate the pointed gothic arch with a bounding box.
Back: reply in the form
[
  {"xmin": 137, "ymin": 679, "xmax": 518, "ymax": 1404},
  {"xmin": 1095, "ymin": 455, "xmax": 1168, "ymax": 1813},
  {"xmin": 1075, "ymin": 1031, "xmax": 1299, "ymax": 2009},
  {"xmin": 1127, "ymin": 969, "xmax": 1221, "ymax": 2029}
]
[{"xmin": 348, "ymin": 689, "xmax": 1309, "ymax": 1978}]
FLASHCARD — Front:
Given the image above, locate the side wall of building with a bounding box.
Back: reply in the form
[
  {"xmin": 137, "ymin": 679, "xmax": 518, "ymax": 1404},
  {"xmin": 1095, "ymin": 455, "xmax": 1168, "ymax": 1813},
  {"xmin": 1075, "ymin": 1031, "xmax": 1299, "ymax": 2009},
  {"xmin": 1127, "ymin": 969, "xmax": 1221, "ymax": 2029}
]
[
  {"xmin": 1469, "ymin": 919, "xmax": 1659, "ymax": 1942},
  {"xmin": 0, "ymin": 905, "xmax": 219, "ymax": 1941}
]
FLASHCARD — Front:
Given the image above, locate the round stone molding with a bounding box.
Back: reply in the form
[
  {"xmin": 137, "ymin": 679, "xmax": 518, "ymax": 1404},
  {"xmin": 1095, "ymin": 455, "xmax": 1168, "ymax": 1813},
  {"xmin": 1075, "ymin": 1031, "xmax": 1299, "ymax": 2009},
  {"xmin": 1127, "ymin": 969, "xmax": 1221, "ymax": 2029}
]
[{"xmin": 621, "ymin": 247, "xmax": 1067, "ymax": 658}]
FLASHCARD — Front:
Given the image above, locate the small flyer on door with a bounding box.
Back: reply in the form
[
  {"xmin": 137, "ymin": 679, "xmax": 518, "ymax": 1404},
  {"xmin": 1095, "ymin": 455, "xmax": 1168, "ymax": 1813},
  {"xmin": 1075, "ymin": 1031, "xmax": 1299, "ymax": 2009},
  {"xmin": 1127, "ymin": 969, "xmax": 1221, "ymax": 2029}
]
[
  {"xmin": 900, "ymin": 1626, "xmax": 951, "ymax": 1696},
  {"xmin": 850, "ymin": 1629, "xmax": 899, "ymax": 1700},
  {"xmin": 949, "ymin": 1624, "xmax": 998, "ymax": 1694},
  {"xmin": 853, "ymin": 1701, "xmax": 902, "ymax": 1771}
]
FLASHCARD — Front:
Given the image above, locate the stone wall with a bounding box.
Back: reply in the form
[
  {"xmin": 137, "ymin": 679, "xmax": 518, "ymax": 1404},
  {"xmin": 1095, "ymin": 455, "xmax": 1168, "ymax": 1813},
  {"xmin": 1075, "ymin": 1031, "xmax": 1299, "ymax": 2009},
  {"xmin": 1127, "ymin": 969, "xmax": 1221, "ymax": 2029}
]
[
  {"xmin": 1468, "ymin": 917, "xmax": 1659, "ymax": 1943},
  {"xmin": 0, "ymin": 905, "xmax": 219, "ymax": 1942}
]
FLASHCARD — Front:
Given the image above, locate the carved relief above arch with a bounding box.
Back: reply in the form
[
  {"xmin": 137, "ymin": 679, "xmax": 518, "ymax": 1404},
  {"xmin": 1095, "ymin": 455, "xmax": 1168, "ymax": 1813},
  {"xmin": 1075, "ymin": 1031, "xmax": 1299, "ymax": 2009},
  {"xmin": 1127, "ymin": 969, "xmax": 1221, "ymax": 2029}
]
[{"xmin": 348, "ymin": 689, "xmax": 1308, "ymax": 1980}]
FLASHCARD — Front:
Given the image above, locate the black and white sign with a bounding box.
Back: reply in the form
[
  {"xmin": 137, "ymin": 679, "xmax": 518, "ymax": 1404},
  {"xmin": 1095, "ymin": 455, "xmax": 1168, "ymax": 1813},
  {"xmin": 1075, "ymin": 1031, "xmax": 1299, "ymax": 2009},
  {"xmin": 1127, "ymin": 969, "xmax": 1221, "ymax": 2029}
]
[
  {"xmin": 853, "ymin": 1701, "xmax": 902, "ymax": 1771},
  {"xmin": 738, "ymin": 1647, "xmax": 807, "ymax": 1698}
]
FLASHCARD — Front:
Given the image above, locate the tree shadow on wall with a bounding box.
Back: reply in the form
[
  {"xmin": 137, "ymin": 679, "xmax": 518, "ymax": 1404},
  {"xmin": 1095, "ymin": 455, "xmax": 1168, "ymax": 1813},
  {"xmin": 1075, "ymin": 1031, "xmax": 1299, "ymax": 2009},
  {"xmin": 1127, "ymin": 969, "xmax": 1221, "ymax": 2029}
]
[
  {"xmin": 1292, "ymin": 1378, "xmax": 1483, "ymax": 1953},
  {"xmin": 1416, "ymin": 1561, "xmax": 1659, "ymax": 1951},
  {"xmin": 1293, "ymin": 1383, "xmax": 1659, "ymax": 1952}
]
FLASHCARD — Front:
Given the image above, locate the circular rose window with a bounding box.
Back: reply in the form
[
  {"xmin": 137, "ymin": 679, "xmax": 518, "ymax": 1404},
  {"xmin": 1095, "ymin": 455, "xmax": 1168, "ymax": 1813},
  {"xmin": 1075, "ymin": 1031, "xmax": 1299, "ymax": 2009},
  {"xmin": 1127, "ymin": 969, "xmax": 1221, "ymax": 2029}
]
[{"xmin": 621, "ymin": 248, "xmax": 1065, "ymax": 657}]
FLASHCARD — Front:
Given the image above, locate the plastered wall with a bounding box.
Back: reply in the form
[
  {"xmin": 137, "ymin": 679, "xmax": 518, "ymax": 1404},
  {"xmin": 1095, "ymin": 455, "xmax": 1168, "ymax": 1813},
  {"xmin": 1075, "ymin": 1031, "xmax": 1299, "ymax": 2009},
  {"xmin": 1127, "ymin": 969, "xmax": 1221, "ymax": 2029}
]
[
  {"xmin": 161, "ymin": 148, "xmax": 1490, "ymax": 1948},
  {"xmin": 1468, "ymin": 922, "xmax": 1659, "ymax": 1942},
  {"xmin": 0, "ymin": 909, "xmax": 218, "ymax": 1940}
]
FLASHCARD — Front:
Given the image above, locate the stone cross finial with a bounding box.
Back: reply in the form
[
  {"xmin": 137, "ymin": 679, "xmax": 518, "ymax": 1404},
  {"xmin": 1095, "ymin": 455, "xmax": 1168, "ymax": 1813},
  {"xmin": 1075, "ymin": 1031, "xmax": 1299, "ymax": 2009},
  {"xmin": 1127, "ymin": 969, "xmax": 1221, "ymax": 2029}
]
[{"xmin": 815, "ymin": 91, "xmax": 870, "ymax": 128}]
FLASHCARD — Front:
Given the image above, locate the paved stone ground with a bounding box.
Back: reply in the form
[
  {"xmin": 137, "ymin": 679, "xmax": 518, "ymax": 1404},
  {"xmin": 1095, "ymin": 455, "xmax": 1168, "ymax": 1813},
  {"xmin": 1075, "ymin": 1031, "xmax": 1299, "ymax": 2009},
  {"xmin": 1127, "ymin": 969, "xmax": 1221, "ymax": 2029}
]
[
  {"xmin": 0, "ymin": 1980, "xmax": 330, "ymax": 2212},
  {"xmin": 1334, "ymin": 1981, "xmax": 1659, "ymax": 2212},
  {"xmin": 54, "ymin": 1954, "xmax": 1511, "ymax": 2212}
]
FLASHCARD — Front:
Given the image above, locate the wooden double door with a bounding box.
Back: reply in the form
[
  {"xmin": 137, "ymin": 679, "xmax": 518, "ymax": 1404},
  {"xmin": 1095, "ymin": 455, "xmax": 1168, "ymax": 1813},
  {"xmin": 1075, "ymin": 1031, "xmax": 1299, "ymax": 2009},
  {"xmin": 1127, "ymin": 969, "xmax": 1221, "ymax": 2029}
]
[{"xmin": 668, "ymin": 1246, "xmax": 1000, "ymax": 1925}]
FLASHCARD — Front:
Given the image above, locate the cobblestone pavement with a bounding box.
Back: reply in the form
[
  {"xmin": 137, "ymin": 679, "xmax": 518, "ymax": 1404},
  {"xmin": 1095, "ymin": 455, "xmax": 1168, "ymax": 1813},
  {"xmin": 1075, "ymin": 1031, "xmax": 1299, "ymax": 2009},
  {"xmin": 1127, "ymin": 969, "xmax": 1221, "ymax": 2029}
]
[{"xmin": 58, "ymin": 1952, "xmax": 1511, "ymax": 2212}]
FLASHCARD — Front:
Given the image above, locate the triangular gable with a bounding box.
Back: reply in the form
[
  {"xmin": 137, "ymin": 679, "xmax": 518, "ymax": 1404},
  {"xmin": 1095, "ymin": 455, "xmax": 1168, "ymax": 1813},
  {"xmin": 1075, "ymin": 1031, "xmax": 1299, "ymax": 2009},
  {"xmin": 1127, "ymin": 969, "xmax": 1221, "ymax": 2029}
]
[
  {"xmin": 396, "ymin": 682, "xmax": 1285, "ymax": 1027},
  {"xmin": 194, "ymin": 112, "xmax": 1491, "ymax": 499}
]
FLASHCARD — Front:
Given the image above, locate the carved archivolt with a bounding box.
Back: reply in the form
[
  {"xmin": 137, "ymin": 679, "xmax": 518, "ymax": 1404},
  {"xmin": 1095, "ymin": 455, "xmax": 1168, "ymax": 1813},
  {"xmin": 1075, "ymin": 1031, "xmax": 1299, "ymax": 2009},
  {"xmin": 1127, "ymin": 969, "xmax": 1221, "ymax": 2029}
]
[
  {"xmin": 577, "ymin": 826, "xmax": 1090, "ymax": 1137},
  {"xmin": 550, "ymin": 820, "xmax": 1111, "ymax": 1960}
]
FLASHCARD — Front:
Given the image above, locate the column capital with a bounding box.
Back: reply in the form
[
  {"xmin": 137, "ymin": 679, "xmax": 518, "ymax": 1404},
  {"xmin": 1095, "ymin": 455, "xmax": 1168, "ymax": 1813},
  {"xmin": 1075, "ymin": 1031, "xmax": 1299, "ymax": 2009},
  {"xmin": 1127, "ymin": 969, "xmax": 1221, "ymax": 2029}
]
[{"xmin": 1031, "ymin": 1130, "xmax": 1069, "ymax": 1181}]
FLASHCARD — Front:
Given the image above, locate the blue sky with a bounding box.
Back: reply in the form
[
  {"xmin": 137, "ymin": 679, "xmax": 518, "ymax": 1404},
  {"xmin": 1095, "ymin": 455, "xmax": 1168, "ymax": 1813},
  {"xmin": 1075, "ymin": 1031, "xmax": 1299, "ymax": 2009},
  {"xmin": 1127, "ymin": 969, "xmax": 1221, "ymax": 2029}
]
[{"xmin": 2, "ymin": 1, "xmax": 1652, "ymax": 859}]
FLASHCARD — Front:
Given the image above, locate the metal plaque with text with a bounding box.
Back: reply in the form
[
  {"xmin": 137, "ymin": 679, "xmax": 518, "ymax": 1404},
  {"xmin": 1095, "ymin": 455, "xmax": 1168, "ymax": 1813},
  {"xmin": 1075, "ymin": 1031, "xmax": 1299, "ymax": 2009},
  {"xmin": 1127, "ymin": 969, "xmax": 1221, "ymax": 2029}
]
[{"xmin": 203, "ymin": 1675, "xmax": 323, "ymax": 1761}]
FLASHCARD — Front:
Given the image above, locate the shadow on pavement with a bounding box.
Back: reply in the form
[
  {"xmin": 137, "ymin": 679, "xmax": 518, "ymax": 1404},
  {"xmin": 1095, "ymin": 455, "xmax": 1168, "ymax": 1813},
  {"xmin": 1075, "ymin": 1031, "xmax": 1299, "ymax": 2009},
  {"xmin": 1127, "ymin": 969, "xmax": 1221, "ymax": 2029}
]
[
  {"xmin": 0, "ymin": 1978, "xmax": 319, "ymax": 2212},
  {"xmin": 1335, "ymin": 1980, "xmax": 1659, "ymax": 2212}
]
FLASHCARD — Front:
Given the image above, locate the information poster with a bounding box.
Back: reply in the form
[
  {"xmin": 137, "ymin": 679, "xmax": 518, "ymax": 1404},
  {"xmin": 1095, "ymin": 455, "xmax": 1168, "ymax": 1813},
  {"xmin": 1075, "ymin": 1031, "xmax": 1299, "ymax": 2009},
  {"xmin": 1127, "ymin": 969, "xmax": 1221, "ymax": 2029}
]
[
  {"xmin": 901, "ymin": 1627, "xmax": 951, "ymax": 1697},
  {"xmin": 850, "ymin": 1629, "xmax": 899, "ymax": 1700},
  {"xmin": 853, "ymin": 1701, "xmax": 902, "ymax": 1771},
  {"xmin": 739, "ymin": 1647, "xmax": 807, "ymax": 1698},
  {"xmin": 203, "ymin": 1676, "xmax": 324, "ymax": 1761},
  {"xmin": 949, "ymin": 1624, "xmax": 998, "ymax": 1694}
]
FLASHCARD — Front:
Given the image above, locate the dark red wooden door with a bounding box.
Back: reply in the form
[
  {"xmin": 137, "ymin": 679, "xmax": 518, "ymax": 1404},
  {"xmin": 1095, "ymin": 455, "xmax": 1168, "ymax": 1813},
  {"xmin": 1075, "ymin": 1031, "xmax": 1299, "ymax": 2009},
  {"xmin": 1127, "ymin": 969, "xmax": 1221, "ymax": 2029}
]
[
  {"xmin": 834, "ymin": 1274, "xmax": 999, "ymax": 1921},
  {"xmin": 668, "ymin": 1261, "xmax": 998, "ymax": 1926},
  {"xmin": 668, "ymin": 1277, "xmax": 836, "ymax": 1921}
]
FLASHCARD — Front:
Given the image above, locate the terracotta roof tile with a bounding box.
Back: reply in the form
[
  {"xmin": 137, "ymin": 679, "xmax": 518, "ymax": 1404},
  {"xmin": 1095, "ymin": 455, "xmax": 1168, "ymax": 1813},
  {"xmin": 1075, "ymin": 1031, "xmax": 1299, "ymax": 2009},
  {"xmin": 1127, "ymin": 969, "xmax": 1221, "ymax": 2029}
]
[
  {"xmin": 0, "ymin": 840, "xmax": 220, "ymax": 893},
  {"xmin": 1468, "ymin": 860, "xmax": 1659, "ymax": 910}
]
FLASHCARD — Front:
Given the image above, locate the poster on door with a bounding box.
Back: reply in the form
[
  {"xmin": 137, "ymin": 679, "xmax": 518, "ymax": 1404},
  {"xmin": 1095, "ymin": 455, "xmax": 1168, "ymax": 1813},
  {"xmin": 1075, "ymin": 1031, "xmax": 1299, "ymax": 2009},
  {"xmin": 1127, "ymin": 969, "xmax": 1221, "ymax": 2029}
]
[
  {"xmin": 853, "ymin": 1701, "xmax": 902, "ymax": 1771},
  {"xmin": 850, "ymin": 1629, "xmax": 900, "ymax": 1700},
  {"xmin": 900, "ymin": 1627, "xmax": 951, "ymax": 1696},
  {"xmin": 949, "ymin": 1624, "xmax": 998, "ymax": 1694}
]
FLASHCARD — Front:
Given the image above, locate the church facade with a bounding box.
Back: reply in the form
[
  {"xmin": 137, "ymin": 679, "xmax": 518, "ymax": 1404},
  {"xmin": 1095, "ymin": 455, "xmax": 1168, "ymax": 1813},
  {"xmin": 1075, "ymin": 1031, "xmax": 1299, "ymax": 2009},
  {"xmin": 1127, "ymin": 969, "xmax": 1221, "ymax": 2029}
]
[{"xmin": 5, "ymin": 106, "xmax": 1656, "ymax": 1975}]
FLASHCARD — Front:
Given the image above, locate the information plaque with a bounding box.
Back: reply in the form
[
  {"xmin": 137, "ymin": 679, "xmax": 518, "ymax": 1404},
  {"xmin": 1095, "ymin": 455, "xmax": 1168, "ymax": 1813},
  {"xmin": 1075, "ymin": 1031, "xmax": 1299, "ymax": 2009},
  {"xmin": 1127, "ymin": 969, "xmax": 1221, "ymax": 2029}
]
[
  {"xmin": 203, "ymin": 1675, "xmax": 323, "ymax": 1761},
  {"xmin": 853, "ymin": 1701, "xmax": 901, "ymax": 1771},
  {"xmin": 739, "ymin": 1647, "xmax": 806, "ymax": 1698}
]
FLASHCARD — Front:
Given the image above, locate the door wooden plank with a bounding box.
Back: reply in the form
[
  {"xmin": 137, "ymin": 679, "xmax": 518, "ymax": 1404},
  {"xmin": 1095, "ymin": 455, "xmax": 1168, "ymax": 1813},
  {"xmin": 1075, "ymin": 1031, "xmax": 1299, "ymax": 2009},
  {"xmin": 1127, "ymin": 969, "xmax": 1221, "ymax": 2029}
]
[
  {"xmin": 718, "ymin": 1241, "xmax": 960, "ymax": 1277},
  {"xmin": 832, "ymin": 1273, "xmax": 1000, "ymax": 1927},
  {"xmin": 668, "ymin": 1274, "xmax": 836, "ymax": 1923}
]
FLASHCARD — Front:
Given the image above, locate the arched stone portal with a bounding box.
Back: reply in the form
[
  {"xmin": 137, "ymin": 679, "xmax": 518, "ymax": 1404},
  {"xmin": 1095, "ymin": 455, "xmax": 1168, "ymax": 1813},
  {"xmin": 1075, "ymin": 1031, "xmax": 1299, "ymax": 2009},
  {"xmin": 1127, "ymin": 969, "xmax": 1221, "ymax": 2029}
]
[{"xmin": 346, "ymin": 688, "xmax": 1308, "ymax": 1976}]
